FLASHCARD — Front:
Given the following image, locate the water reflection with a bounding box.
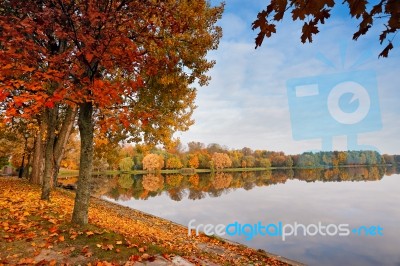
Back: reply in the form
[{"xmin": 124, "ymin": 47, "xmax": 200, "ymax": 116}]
[
  {"xmin": 97, "ymin": 166, "xmax": 394, "ymax": 202},
  {"xmin": 58, "ymin": 167, "xmax": 400, "ymax": 265}
]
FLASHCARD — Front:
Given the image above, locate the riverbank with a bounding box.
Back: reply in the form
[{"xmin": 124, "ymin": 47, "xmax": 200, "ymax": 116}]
[
  {"xmin": 0, "ymin": 177, "xmax": 302, "ymax": 265},
  {"xmin": 59, "ymin": 163, "xmax": 393, "ymax": 177}
]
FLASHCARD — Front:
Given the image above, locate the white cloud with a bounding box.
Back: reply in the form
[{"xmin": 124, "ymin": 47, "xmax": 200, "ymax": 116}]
[{"xmin": 178, "ymin": 4, "xmax": 400, "ymax": 154}]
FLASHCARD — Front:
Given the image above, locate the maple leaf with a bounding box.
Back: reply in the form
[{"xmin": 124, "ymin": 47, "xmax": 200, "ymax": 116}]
[
  {"xmin": 379, "ymin": 42, "xmax": 394, "ymax": 58},
  {"xmin": 129, "ymin": 255, "xmax": 140, "ymax": 262},
  {"xmin": 301, "ymin": 22, "xmax": 319, "ymax": 43},
  {"xmin": 253, "ymin": 0, "xmax": 399, "ymax": 57},
  {"xmin": 86, "ymin": 231, "xmax": 95, "ymax": 236},
  {"xmin": 20, "ymin": 66, "xmax": 35, "ymax": 72},
  {"xmin": 48, "ymin": 226, "xmax": 58, "ymax": 234}
]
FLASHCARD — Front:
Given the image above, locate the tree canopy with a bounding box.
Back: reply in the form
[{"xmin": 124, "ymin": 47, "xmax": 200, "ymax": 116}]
[
  {"xmin": 0, "ymin": 0, "xmax": 223, "ymax": 224},
  {"xmin": 253, "ymin": 0, "xmax": 399, "ymax": 57}
]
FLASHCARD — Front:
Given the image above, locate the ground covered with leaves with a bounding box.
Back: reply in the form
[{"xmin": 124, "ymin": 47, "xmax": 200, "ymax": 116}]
[{"xmin": 0, "ymin": 177, "xmax": 295, "ymax": 265}]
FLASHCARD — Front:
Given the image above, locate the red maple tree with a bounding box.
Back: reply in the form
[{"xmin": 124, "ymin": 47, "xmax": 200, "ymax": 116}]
[{"xmin": 0, "ymin": 0, "xmax": 223, "ymax": 224}]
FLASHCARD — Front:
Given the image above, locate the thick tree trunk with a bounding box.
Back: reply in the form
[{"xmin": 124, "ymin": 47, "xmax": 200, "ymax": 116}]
[
  {"xmin": 30, "ymin": 120, "xmax": 46, "ymax": 185},
  {"xmin": 41, "ymin": 107, "xmax": 57, "ymax": 200},
  {"xmin": 52, "ymin": 106, "xmax": 77, "ymax": 186},
  {"xmin": 72, "ymin": 102, "xmax": 94, "ymax": 225}
]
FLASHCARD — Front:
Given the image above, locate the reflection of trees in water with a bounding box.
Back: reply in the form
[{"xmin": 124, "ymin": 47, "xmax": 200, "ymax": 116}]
[
  {"xmin": 301, "ymin": 166, "xmax": 385, "ymax": 182},
  {"xmin": 165, "ymin": 174, "xmax": 183, "ymax": 188},
  {"xmin": 188, "ymin": 189, "xmax": 205, "ymax": 200},
  {"xmin": 385, "ymin": 166, "xmax": 400, "ymax": 176},
  {"xmin": 142, "ymin": 174, "xmax": 164, "ymax": 192},
  {"xmin": 189, "ymin": 174, "xmax": 200, "ymax": 187},
  {"xmin": 97, "ymin": 166, "xmax": 395, "ymax": 202},
  {"xmin": 212, "ymin": 172, "xmax": 233, "ymax": 189},
  {"xmin": 167, "ymin": 188, "xmax": 187, "ymax": 201},
  {"xmin": 208, "ymin": 189, "xmax": 224, "ymax": 198},
  {"xmin": 118, "ymin": 174, "xmax": 134, "ymax": 189}
]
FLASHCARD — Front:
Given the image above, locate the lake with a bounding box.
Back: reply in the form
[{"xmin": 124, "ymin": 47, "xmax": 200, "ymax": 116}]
[{"xmin": 61, "ymin": 166, "xmax": 400, "ymax": 266}]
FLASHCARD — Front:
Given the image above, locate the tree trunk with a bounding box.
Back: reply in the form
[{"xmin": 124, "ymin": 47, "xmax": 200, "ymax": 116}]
[
  {"xmin": 30, "ymin": 119, "xmax": 46, "ymax": 185},
  {"xmin": 41, "ymin": 107, "xmax": 57, "ymax": 200},
  {"xmin": 52, "ymin": 106, "xmax": 77, "ymax": 186},
  {"xmin": 72, "ymin": 102, "xmax": 94, "ymax": 225},
  {"xmin": 24, "ymin": 151, "xmax": 32, "ymax": 179}
]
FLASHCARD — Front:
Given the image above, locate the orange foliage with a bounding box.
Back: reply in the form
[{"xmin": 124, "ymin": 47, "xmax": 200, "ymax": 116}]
[
  {"xmin": 211, "ymin": 152, "xmax": 232, "ymax": 170},
  {"xmin": 142, "ymin": 154, "xmax": 164, "ymax": 171},
  {"xmin": 212, "ymin": 173, "xmax": 233, "ymax": 190},
  {"xmin": 142, "ymin": 174, "xmax": 164, "ymax": 192},
  {"xmin": 188, "ymin": 154, "xmax": 200, "ymax": 169}
]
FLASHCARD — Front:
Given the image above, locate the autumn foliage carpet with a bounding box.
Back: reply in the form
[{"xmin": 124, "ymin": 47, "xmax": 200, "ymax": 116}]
[{"xmin": 0, "ymin": 177, "xmax": 291, "ymax": 265}]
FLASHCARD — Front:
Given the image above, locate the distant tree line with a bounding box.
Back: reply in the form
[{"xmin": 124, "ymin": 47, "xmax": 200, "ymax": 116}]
[
  {"xmin": 3, "ymin": 137, "xmax": 399, "ymax": 173},
  {"xmin": 56, "ymin": 140, "xmax": 399, "ymax": 172}
]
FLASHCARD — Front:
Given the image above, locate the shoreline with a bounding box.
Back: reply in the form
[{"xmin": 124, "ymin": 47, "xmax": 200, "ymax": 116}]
[
  {"xmin": 0, "ymin": 177, "xmax": 304, "ymax": 265},
  {"xmin": 90, "ymin": 194, "xmax": 305, "ymax": 266},
  {"xmin": 58, "ymin": 163, "xmax": 394, "ymax": 177}
]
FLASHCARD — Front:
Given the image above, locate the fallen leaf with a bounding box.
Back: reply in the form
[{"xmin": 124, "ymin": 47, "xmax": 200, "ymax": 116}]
[
  {"xmin": 84, "ymin": 251, "xmax": 93, "ymax": 258},
  {"xmin": 129, "ymin": 255, "xmax": 140, "ymax": 262},
  {"xmin": 49, "ymin": 226, "xmax": 58, "ymax": 234}
]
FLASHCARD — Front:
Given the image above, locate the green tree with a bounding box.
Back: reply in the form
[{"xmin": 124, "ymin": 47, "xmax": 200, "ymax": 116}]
[{"xmin": 119, "ymin": 157, "xmax": 134, "ymax": 172}]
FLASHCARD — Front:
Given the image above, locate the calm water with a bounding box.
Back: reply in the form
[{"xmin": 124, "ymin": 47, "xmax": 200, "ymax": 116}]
[{"xmin": 63, "ymin": 167, "xmax": 400, "ymax": 265}]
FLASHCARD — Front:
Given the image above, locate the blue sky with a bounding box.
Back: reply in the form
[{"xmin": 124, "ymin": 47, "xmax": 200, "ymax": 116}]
[{"xmin": 177, "ymin": 1, "xmax": 400, "ymax": 155}]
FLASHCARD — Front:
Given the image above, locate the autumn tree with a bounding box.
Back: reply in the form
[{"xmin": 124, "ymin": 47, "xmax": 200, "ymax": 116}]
[
  {"xmin": 211, "ymin": 152, "xmax": 232, "ymax": 170},
  {"xmin": 143, "ymin": 154, "xmax": 164, "ymax": 172},
  {"xmin": 187, "ymin": 141, "xmax": 205, "ymax": 153},
  {"xmin": 0, "ymin": 0, "xmax": 222, "ymax": 224},
  {"xmin": 242, "ymin": 155, "xmax": 256, "ymax": 168},
  {"xmin": 166, "ymin": 156, "xmax": 183, "ymax": 169},
  {"xmin": 119, "ymin": 157, "xmax": 134, "ymax": 172},
  {"xmin": 188, "ymin": 154, "xmax": 200, "ymax": 169},
  {"xmin": 259, "ymin": 158, "xmax": 271, "ymax": 168},
  {"xmin": 60, "ymin": 132, "xmax": 80, "ymax": 170},
  {"xmin": 0, "ymin": 120, "xmax": 33, "ymax": 173},
  {"xmin": 253, "ymin": 0, "xmax": 399, "ymax": 57},
  {"xmin": 93, "ymin": 135, "xmax": 123, "ymax": 170}
]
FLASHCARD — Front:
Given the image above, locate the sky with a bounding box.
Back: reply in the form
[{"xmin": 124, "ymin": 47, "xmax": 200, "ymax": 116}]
[{"xmin": 177, "ymin": 0, "xmax": 400, "ymax": 155}]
